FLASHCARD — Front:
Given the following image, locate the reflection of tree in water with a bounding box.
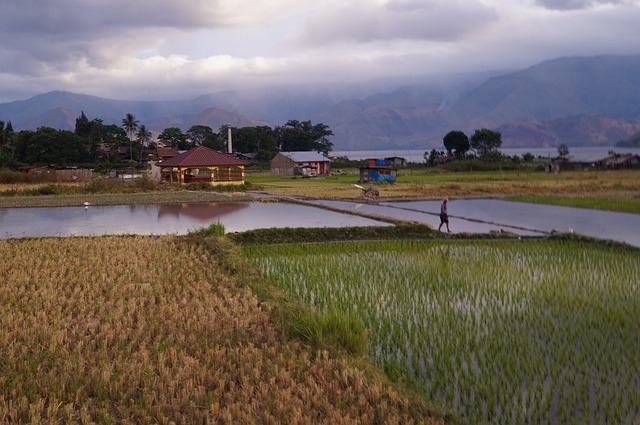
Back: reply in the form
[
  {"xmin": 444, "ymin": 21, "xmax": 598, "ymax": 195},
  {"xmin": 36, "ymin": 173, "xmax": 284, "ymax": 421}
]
[
  {"xmin": 157, "ymin": 203, "xmax": 249, "ymax": 222},
  {"xmin": 127, "ymin": 204, "xmax": 158, "ymax": 215}
]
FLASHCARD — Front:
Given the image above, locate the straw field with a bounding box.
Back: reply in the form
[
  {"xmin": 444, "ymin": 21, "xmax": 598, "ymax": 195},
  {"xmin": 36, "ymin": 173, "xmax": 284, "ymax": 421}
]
[
  {"xmin": 247, "ymin": 169, "xmax": 640, "ymax": 200},
  {"xmin": 0, "ymin": 235, "xmax": 447, "ymax": 424},
  {"xmin": 244, "ymin": 239, "xmax": 640, "ymax": 424}
]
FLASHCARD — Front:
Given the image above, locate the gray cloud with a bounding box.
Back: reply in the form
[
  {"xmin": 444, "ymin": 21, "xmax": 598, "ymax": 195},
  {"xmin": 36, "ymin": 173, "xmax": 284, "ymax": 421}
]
[
  {"xmin": 296, "ymin": 0, "xmax": 498, "ymax": 44},
  {"xmin": 534, "ymin": 0, "xmax": 624, "ymax": 10},
  {"xmin": 0, "ymin": 0, "xmax": 639, "ymax": 103}
]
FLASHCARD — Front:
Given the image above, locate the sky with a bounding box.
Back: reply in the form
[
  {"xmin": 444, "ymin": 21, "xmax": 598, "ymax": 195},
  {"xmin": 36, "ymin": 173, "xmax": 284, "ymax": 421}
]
[{"xmin": 1, "ymin": 0, "xmax": 639, "ymax": 103}]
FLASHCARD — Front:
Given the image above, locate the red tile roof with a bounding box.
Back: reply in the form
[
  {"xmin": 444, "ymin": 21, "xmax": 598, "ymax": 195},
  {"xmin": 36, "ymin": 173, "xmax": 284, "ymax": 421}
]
[
  {"xmin": 156, "ymin": 146, "xmax": 178, "ymax": 158},
  {"xmin": 157, "ymin": 146, "xmax": 247, "ymax": 167}
]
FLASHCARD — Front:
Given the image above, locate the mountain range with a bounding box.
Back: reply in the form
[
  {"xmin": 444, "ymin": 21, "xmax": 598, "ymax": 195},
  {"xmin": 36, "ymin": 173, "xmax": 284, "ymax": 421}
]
[{"xmin": 2, "ymin": 54, "xmax": 640, "ymax": 150}]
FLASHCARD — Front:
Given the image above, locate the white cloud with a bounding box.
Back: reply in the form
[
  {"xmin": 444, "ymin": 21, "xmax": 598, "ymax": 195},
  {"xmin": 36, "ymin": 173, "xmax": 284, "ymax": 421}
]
[{"xmin": 0, "ymin": 0, "xmax": 639, "ymax": 102}]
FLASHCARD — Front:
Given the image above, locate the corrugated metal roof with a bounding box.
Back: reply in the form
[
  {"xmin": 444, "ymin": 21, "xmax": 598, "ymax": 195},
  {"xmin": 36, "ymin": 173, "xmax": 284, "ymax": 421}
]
[
  {"xmin": 157, "ymin": 146, "xmax": 248, "ymax": 167},
  {"xmin": 280, "ymin": 151, "xmax": 329, "ymax": 162}
]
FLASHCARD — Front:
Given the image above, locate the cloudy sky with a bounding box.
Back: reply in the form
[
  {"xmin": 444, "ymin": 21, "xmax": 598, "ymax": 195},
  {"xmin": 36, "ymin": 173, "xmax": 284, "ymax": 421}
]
[{"xmin": 1, "ymin": 0, "xmax": 639, "ymax": 103}]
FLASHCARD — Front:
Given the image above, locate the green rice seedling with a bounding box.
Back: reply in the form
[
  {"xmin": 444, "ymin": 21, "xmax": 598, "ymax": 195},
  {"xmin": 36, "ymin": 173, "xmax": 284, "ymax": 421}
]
[{"xmin": 244, "ymin": 239, "xmax": 640, "ymax": 424}]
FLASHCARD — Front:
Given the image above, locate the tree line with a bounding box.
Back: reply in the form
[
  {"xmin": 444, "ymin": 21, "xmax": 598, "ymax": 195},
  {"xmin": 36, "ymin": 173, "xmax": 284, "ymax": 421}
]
[
  {"xmin": 0, "ymin": 113, "xmax": 333, "ymax": 168},
  {"xmin": 425, "ymin": 128, "xmax": 504, "ymax": 165}
]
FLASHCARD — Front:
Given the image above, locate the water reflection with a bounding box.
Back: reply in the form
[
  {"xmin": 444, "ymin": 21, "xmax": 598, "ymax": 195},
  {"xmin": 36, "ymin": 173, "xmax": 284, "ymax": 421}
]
[
  {"xmin": 0, "ymin": 202, "xmax": 391, "ymax": 239},
  {"xmin": 311, "ymin": 199, "xmax": 640, "ymax": 247},
  {"xmin": 1, "ymin": 199, "xmax": 638, "ymax": 247}
]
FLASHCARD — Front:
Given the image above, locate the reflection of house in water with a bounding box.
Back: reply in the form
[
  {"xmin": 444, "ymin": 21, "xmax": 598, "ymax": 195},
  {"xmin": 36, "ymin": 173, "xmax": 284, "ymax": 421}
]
[{"xmin": 157, "ymin": 203, "xmax": 249, "ymax": 222}]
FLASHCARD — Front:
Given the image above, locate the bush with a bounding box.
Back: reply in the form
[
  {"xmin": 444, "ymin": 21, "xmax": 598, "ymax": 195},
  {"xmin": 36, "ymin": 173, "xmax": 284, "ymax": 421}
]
[
  {"xmin": 201, "ymin": 222, "xmax": 226, "ymax": 237},
  {"xmin": 0, "ymin": 168, "xmax": 46, "ymax": 184},
  {"xmin": 85, "ymin": 176, "xmax": 157, "ymax": 194},
  {"xmin": 33, "ymin": 184, "xmax": 61, "ymax": 195},
  {"xmin": 289, "ymin": 308, "xmax": 367, "ymax": 356}
]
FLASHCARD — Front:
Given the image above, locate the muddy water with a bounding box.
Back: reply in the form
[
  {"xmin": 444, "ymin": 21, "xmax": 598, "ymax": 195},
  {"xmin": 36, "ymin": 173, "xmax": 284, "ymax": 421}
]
[{"xmin": 0, "ymin": 202, "xmax": 391, "ymax": 239}]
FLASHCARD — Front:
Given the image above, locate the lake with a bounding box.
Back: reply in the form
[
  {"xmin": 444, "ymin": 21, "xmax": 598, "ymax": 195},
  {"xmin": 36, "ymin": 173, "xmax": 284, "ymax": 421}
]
[{"xmin": 331, "ymin": 146, "xmax": 640, "ymax": 162}]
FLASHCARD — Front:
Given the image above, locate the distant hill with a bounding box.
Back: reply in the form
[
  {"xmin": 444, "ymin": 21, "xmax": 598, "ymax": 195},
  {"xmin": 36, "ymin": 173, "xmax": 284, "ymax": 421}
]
[
  {"xmin": 2, "ymin": 55, "xmax": 640, "ymax": 150},
  {"xmin": 317, "ymin": 55, "xmax": 640, "ymax": 149}
]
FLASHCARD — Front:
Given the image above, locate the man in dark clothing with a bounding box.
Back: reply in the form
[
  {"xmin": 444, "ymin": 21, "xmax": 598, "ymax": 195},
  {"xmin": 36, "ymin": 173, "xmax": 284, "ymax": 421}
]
[{"xmin": 438, "ymin": 197, "xmax": 451, "ymax": 233}]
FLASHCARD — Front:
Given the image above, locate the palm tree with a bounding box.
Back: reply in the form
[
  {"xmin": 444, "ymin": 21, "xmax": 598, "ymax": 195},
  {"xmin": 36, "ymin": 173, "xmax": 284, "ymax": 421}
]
[
  {"xmin": 136, "ymin": 125, "xmax": 152, "ymax": 163},
  {"xmin": 122, "ymin": 113, "xmax": 139, "ymax": 160}
]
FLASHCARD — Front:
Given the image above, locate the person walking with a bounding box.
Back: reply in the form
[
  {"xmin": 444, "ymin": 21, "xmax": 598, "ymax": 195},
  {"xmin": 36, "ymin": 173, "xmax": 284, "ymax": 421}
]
[{"xmin": 438, "ymin": 197, "xmax": 451, "ymax": 233}]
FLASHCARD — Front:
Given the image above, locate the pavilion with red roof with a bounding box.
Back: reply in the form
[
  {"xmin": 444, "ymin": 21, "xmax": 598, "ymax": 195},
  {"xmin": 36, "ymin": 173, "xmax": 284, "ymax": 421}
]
[{"xmin": 156, "ymin": 146, "xmax": 248, "ymax": 185}]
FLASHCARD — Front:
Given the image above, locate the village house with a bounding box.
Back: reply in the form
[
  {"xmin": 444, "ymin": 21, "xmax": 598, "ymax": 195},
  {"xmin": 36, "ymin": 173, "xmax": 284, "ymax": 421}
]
[
  {"xmin": 156, "ymin": 146, "xmax": 179, "ymax": 161},
  {"xmin": 270, "ymin": 151, "xmax": 331, "ymax": 176},
  {"xmin": 153, "ymin": 146, "xmax": 248, "ymax": 185},
  {"xmin": 597, "ymin": 153, "xmax": 640, "ymax": 169}
]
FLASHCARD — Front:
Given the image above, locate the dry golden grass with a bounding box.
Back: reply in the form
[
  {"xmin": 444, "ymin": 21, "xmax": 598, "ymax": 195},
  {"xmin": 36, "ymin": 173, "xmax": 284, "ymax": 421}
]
[
  {"xmin": 0, "ymin": 235, "xmax": 447, "ymax": 424},
  {"xmin": 251, "ymin": 169, "xmax": 640, "ymax": 200}
]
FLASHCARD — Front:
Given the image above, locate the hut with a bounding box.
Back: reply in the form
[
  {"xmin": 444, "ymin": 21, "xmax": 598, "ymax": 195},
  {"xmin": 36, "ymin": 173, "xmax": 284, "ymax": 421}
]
[
  {"xmin": 270, "ymin": 151, "xmax": 331, "ymax": 176},
  {"xmin": 359, "ymin": 158, "xmax": 398, "ymax": 183},
  {"xmin": 155, "ymin": 146, "xmax": 247, "ymax": 185}
]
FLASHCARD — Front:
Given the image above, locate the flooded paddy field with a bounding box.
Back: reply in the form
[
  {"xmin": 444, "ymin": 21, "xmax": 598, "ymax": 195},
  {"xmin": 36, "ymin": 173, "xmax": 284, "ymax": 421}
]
[
  {"xmin": 1, "ymin": 198, "xmax": 639, "ymax": 246},
  {"xmin": 0, "ymin": 202, "xmax": 391, "ymax": 239}
]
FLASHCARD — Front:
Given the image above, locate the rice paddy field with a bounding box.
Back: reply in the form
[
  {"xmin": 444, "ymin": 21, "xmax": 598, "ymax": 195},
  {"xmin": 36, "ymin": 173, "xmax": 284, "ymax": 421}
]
[
  {"xmin": 0, "ymin": 235, "xmax": 447, "ymax": 424},
  {"xmin": 244, "ymin": 239, "xmax": 640, "ymax": 424}
]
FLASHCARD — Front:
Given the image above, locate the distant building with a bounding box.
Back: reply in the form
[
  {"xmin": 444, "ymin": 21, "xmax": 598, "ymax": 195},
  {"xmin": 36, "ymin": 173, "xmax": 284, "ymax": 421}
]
[
  {"xmin": 383, "ymin": 156, "xmax": 407, "ymax": 167},
  {"xmin": 154, "ymin": 146, "xmax": 247, "ymax": 185},
  {"xmin": 359, "ymin": 158, "xmax": 399, "ymax": 183},
  {"xmin": 597, "ymin": 153, "xmax": 640, "ymax": 169},
  {"xmin": 270, "ymin": 151, "xmax": 331, "ymax": 176},
  {"xmin": 156, "ymin": 146, "xmax": 178, "ymax": 162}
]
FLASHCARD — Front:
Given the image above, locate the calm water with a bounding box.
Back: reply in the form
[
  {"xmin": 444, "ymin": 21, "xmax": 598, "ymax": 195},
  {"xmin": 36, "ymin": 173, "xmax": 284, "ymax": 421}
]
[
  {"xmin": 312, "ymin": 199, "xmax": 640, "ymax": 247},
  {"xmin": 1, "ymin": 200, "xmax": 638, "ymax": 247},
  {"xmin": 0, "ymin": 202, "xmax": 391, "ymax": 239}
]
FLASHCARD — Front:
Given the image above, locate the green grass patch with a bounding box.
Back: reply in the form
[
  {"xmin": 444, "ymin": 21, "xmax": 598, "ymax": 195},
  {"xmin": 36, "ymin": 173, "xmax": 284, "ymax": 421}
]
[
  {"xmin": 508, "ymin": 194, "xmax": 640, "ymax": 214},
  {"xmin": 244, "ymin": 238, "xmax": 640, "ymax": 424}
]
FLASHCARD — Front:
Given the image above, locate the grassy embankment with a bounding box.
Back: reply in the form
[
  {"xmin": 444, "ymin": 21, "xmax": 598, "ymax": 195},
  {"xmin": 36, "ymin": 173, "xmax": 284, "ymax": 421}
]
[
  {"xmin": 247, "ymin": 168, "xmax": 640, "ymax": 213},
  {"xmin": 0, "ymin": 231, "xmax": 457, "ymax": 424}
]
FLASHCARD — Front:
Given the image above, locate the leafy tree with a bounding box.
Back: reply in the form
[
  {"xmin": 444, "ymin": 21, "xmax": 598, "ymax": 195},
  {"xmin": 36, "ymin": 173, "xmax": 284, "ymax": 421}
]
[
  {"xmin": 75, "ymin": 111, "xmax": 92, "ymax": 138},
  {"xmin": 13, "ymin": 127, "xmax": 91, "ymax": 165},
  {"xmin": 276, "ymin": 120, "xmax": 333, "ymax": 154},
  {"xmin": 122, "ymin": 113, "xmax": 139, "ymax": 160},
  {"xmin": 186, "ymin": 125, "xmax": 221, "ymax": 148},
  {"xmin": 558, "ymin": 143, "xmax": 569, "ymax": 157},
  {"xmin": 442, "ymin": 130, "xmax": 470, "ymax": 158},
  {"xmin": 1, "ymin": 120, "xmax": 14, "ymax": 152},
  {"xmin": 522, "ymin": 152, "xmax": 535, "ymax": 163},
  {"xmin": 231, "ymin": 126, "xmax": 277, "ymax": 156},
  {"xmin": 0, "ymin": 120, "xmax": 16, "ymax": 167},
  {"xmin": 470, "ymin": 128, "xmax": 502, "ymax": 157},
  {"xmin": 158, "ymin": 127, "xmax": 188, "ymax": 149},
  {"xmin": 425, "ymin": 149, "xmax": 445, "ymax": 166}
]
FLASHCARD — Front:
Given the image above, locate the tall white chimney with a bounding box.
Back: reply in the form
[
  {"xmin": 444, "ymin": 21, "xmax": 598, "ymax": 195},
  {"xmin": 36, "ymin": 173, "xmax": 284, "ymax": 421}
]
[{"xmin": 227, "ymin": 124, "xmax": 232, "ymax": 154}]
